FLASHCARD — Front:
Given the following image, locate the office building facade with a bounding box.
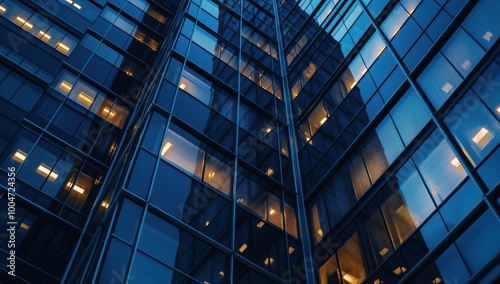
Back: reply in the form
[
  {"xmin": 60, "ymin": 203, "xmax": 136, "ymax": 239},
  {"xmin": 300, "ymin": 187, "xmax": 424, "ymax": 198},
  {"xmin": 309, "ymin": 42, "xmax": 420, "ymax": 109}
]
[{"xmin": 0, "ymin": 0, "xmax": 499, "ymax": 283}]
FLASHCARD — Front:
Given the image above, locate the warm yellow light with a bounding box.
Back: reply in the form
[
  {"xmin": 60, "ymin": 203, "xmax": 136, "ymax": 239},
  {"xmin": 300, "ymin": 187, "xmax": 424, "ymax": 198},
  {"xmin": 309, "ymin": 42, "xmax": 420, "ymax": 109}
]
[
  {"xmin": 239, "ymin": 243, "xmax": 247, "ymax": 253},
  {"xmin": 16, "ymin": 17, "xmax": 33, "ymax": 30},
  {"xmin": 361, "ymin": 68, "xmax": 368, "ymax": 76},
  {"xmin": 393, "ymin": 266, "xmax": 407, "ymax": 275},
  {"xmin": 256, "ymin": 221, "xmax": 265, "ymax": 228},
  {"xmin": 392, "ymin": 27, "xmax": 401, "ymax": 37},
  {"xmin": 20, "ymin": 223, "xmax": 30, "ymax": 230},
  {"xmin": 161, "ymin": 142, "xmax": 172, "ymax": 155},
  {"xmin": 408, "ymin": 8, "xmax": 415, "ymax": 14},
  {"xmin": 269, "ymin": 209, "xmax": 276, "ymax": 215},
  {"xmin": 0, "ymin": 6, "xmax": 6, "ymax": 13},
  {"xmin": 379, "ymin": 247, "xmax": 389, "ymax": 256},
  {"xmin": 350, "ymin": 81, "xmax": 357, "ymax": 90},
  {"xmin": 66, "ymin": 0, "xmax": 73, "ymax": 3},
  {"xmin": 237, "ymin": 198, "xmax": 244, "ymax": 203},
  {"xmin": 219, "ymin": 271, "xmax": 224, "ymax": 277},
  {"xmin": 288, "ymin": 246, "xmax": 295, "ymax": 254},
  {"xmin": 377, "ymin": 46, "xmax": 387, "ymax": 57},
  {"xmin": 59, "ymin": 81, "xmax": 72, "ymax": 93},
  {"xmin": 102, "ymin": 107, "xmax": 116, "ymax": 117},
  {"xmin": 496, "ymin": 106, "xmax": 500, "ymax": 114},
  {"xmin": 13, "ymin": 150, "xmax": 27, "ymax": 162},
  {"xmin": 264, "ymin": 127, "xmax": 272, "ymax": 133},
  {"xmin": 203, "ymin": 282, "xmax": 210, "ymax": 284},
  {"xmin": 57, "ymin": 42, "xmax": 70, "ymax": 53},
  {"xmin": 317, "ymin": 229, "xmax": 323, "ymax": 237},
  {"xmin": 433, "ymin": 277, "xmax": 442, "ymax": 284},
  {"xmin": 205, "ymin": 220, "xmax": 210, "ymax": 226},
  {"xmin": 450, "ymin": 157, "xmax": 461, "ymax": 168},
  {"xmin": 179, "ymin": 83, "xmax": 186, "ymax": 90},
  {"xmin": 108, "ymin": 143, "xmax": 117, "ymax": 155},
  {"xmin": 472, "ymin": 127, "xmax": 491, "ymax": 144},
  {"xmin": 264, "ymin": 257, "xmax": 275, "ymax": 265},
  {"xmin": 320, "ymin": 117, "xmax": 327, "ymax": 125},
  {"xmin": 125, "ymin": 69, "xmax": 133, "ymax": 76},
  {"xmin": 37, "ymin": 164, "xmax": 58, "ymax": 181},
  {"xmin": 266, "ymin": 167, "xmax": 274, "ymax": 176},
  {"xmin": 67, "ymin": 181, "xmax": 85, "ymax": 194},
  {"xmin": 207, "ymin": 171, "xmax": 215, "ymax": 179},
  {"xmin": 343, "ymin": 273, "xmax": 360, "ymax": 284},
  {"xmin": 101, "ymin": 201, "xmax": 110, "ymax": 208},
  {"xmin": 77, "ymin": 92, "xmax": 93, "ymax": 107},
  {"xmin": 73, "ymin": 3, "xmax": 81, "ymax": 9},
  {"xmin": 38, "ymin": 30, "xmax": 51, "ymax": 41}
]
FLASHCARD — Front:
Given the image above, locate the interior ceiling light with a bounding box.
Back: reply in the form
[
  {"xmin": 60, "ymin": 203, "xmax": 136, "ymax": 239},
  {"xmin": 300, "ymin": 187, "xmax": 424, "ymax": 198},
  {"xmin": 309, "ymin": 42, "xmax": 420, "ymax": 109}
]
[{"xmin": 161, "ymin": 142, "xmax": 172, "ymax": 156}]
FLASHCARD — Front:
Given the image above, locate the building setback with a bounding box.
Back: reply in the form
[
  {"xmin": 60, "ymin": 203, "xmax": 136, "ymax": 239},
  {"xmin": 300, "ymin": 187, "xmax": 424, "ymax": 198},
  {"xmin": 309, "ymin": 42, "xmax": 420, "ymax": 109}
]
[{"xmin": 0, "ymin": 0, "xmax": 499, "ymax": 283}]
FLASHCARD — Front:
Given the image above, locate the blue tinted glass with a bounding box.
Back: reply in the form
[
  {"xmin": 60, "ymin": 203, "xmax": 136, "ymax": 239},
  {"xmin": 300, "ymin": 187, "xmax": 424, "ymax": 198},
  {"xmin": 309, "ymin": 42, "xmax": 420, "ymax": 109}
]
[
  {"xmin": 477, "ymin": 146, "xmax": 500, "ymax": 190},
  {"xmin": 113, "ymin": 198, "xmax": 142, "ymax": 244},
  {"xmin": 138, "ymin": 212, "xmax": 180, "ymax": 266},
  {"xmin": 417, "ymin": 53, "xmax": 462, "ymax": 109},
  {"xmin": 142, "ymin": 112, "xmax": 167, "ymax": 153},
  {"xmin": 126, "ymin": 150, "xmax": 156, "ymax": 199},
  {"xmin": 99, "ymin": 238, "xmax": 132, "ymax": 283},
  {"xmin": 413, "ymin": 131, "xmax": 467, "ymax": 205},
  {"xmin": 129, "ymin": 252, "xmax": 174, "ymax": 283},
  {"xmin": 440, "ymin": 179, "xmax": 482, "ymax": 229},
  {"xmin": 444, "ymin": 92, "xmax": 500, "ymax": 166},
  {"xmin": 420, "ymin": 213, "xmax": 448, "ymax": 250},
  {"xmin": 390, "ymin": 88, "xmax": 431, "ymax": 145},
  {"xmin": 456, "ymin": 210, "xmax": 500, "ymax": 273},
  {"xmin": 434, "ymin": 244, "xmax": 470, "ymax": 282}
]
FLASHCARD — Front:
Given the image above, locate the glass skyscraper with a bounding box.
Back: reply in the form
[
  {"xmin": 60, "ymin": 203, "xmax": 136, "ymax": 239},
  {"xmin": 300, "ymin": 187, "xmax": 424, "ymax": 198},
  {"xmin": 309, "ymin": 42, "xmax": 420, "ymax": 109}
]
[{"xmin": 0, "ymin": 0, "xmax": 499, "ymax": 283}]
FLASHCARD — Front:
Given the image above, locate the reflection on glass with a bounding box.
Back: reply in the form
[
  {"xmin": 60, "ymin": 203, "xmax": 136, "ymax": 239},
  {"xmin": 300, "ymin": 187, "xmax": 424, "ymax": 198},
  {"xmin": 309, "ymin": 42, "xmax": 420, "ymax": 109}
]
[{"xmin": 414, "ymin": 137, "xmax": 467, "ymax": 204}]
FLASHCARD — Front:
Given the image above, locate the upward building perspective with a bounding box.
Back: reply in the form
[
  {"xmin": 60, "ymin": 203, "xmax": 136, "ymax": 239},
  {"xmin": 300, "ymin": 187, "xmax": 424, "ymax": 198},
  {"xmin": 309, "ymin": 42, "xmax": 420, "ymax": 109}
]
[{"xmin": 0, "ymin": 0, "xmax": 499, "ymax": 283}]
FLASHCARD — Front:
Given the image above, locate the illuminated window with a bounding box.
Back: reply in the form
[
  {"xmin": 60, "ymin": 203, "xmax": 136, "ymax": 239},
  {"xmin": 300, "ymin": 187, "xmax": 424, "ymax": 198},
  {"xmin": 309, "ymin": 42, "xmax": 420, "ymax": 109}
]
[
  {"xmin": 179, "ymin": 68, "xmax": 213, "ymax": 105},
  {"xmin": 68, "ymin": 81, "xmax": 97, "ymax": 108},
  {"xmin": 444, "ymin": 93, "xmax": 500, "ymax": 166},
  {"xmin": 36, "ymin": 164, "xmax": 58, "ymax": 181},
  {"xmin": 311, "ymin": 200, "xmax": 328, "ymax": 243},
  {"xmin": 12, "ymin": 150, "xmax": 27, "ymax": 163},
  {"xmin": 337, "ymin": 233, "xmax": 367, "ymax": 284},
  {"xmin": 319, "ymin": 254, "xmax": 339, "ymax": 284},
  {"xmin": 308, "ymin": 102, "xmax": 329, "ymax": 136}
]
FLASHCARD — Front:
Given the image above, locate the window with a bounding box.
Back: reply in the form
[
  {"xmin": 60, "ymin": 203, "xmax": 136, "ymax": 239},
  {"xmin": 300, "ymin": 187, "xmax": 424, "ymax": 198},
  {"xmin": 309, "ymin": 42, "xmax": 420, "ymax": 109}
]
[
  {"xmin": 390, "ymin": 88, "xmax": 431, "ymax": 145},
  {"xmin": 319, "ymin": 253, "xmax": 339, "ymax": 284},
  {"xmin": 413, "ymin": 131, "xmax": 467, "ymax": 204},
  {"xmin": 0, "ymin": 0, "xmax": 78, "ymax": 55},
  {"xmin": 337, "ymin": 233, "xmax": 367, "ymax": 284},
  {"xmin": 236, "ymin": 169, "xmax": 284, "ymax": 229},
  {"xmin": 455, "ymin": 210, "xmax": 500, "ymax": 273},
  {"xmin": 417, "ymin": 53, "xmax": 462, "ymax": 109},
  {"xmin": 53, "ymin": 70, "xmax": 130, "ymax": 129},
  {"xmin": 381, "ymin": 161, "xmax": 435, "ymax": 248},
  {"xmin": 178, "ymin": 67, "xmax": 213, "ymax": 105},
  {"xmin": 160, "ymin": 126, "xmax": 232, "ymax": 195},
  {"xmin": 444, "ymin": 92, "xmax": 500, "ymax": 166},
  {"xmin": 462, "ymin": 0, "xmax": 500, "ymax": 50},
  {"xmin": 138, "ymin": 212, "xmax": 180, "ymax": 266},
  {"xmin": 441, "ymin": 28, "xmax": 484, "ymax": 78}
]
